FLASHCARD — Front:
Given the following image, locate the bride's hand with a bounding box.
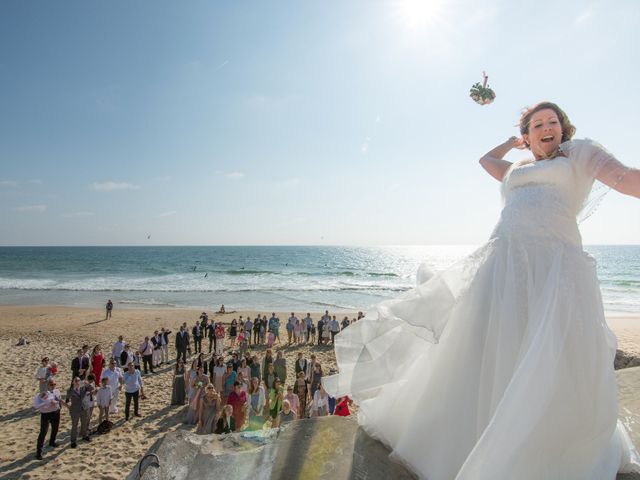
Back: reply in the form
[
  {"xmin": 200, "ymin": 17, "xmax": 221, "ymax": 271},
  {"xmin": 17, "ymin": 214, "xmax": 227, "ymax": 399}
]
[{"xmin": 508, "ymin": 136, "xmax": 527, "ymax": 150}]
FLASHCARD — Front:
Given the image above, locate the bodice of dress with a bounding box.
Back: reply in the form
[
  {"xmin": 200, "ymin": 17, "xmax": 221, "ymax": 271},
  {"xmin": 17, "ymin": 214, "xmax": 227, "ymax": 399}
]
[{"xmin": 495, "ymin": 157, "xmax": 583, "ymax": 246}]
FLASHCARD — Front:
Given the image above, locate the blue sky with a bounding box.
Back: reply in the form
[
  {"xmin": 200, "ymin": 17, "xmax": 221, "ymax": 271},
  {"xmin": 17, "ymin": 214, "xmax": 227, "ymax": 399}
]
[{"xmin": 1, "ymin": 0, "xmax": 638, "ymax": 246}]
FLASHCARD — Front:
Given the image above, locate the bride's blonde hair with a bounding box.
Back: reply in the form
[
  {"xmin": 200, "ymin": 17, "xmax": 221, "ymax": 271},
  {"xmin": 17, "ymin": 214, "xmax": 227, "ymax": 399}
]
[{"xmin": 519, "ymin": 102, "xmax": 576, "ymax": 149}]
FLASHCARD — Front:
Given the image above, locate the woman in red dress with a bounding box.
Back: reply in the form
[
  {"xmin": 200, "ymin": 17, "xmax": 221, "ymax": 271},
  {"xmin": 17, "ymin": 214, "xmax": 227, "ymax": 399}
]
[
  {"xmin": 226, "ymin": 381, "xmax": 247, "ymax": 431},
  {"xmin": 90, "ymin": 344, "xmax": 104, "ymax": 386},
  {"xmin": 334, "ymin": 395, "xmax": 352, "ymax": 417}
]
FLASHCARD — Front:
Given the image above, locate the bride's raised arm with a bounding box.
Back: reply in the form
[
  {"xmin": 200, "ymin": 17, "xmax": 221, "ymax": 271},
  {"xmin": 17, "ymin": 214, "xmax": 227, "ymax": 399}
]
[
  {"xmin": 479, "ymin": 136, "xmax": 524, "ymax": 181},
  {"xmin": 597, "ymin": 158, "xmax": 640, "ymax": 199}
]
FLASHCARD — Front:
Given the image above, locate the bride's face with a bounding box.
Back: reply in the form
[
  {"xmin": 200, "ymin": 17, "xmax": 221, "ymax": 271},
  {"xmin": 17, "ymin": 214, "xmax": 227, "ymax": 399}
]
[{"xmin": 524, "ymin": 108, "xmax": 563, "ymax": 159}]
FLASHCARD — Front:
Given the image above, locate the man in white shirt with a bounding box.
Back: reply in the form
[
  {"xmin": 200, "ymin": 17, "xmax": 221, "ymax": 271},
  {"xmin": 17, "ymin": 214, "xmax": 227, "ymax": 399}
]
[
  {"xmin": 111, "ymin": 336, "xmax": 125, "ymax": 367},
  {"xmin": 160, "ymin": 327, "xmax": 170, "ymax": 364},
  {"xmin": 100, "ymin": 358, "xmax": 124, "ymax": 414},
  {"xmin": 303, "ymin": 313, "xmax": 313, "ymax": 343},
  {"xmin": 33, "ymin": 379, "xmax": 65, "ymax": 460},
  {"xmin": 330, "ymin": 316, "xmax": 340, "ymax": 344}
]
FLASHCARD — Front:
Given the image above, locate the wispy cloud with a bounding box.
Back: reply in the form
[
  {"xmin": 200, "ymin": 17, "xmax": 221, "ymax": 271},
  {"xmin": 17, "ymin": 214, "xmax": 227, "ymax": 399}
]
[
  {"xmin": 90, "ymin": 181, "xmax": 140, "ymax": 192},
  {"xmin": 62, "ymin": 211, "xmax": 94, "ymax": 218},
  {"xmin": 156, "ymin": 210, "xmax": 176, "ymax": 218},
  {"xmin": 361, "ymin": 137, "xmax": 371, "ymax": 154},
  {"xmin": 225, "ymin": 172, "xmax": 245, "ymax": 179},
  {"xmin": 13, "ymin": 204, "xmax": 47, "ymax": 213},
  {"xmin": 28, "ymin": 179, "xmax": 43, "ymax": 185},
  {"xmin": 375, "ymin": 114, "xmax": 383, "ymax": 123},
  {"xmin": 216, "ymin": 60, "xmax": 229, "ymax": 70},
  {"xmin": 0, "ymin": 180, "xmax": 18, "ymax": 188}
]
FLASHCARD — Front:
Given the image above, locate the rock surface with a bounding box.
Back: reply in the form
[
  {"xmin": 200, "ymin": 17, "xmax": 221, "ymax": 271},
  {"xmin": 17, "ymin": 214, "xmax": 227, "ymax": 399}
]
[
  {"xmin": 131, "ymin": 368, "xmax": 640, "ymax": 480},
  {"xmin": 616, "ymin": 350, "xmax": 640, "ymax": 370},
  {"xmin": 130, "ymin": 415, "xmax": 415, "ymax": 480}
]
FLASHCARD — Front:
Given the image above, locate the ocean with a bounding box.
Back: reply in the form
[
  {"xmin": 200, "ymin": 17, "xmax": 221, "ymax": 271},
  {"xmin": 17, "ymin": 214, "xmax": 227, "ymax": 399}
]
[{"xmin": 0, "ymin": 245, "xmax": 638, "ymax": 314}]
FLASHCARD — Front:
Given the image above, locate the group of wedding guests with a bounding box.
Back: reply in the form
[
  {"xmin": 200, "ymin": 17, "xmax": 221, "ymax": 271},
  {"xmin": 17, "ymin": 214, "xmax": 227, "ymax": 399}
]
[
  {"xmin": 171, "ymin": 348, "xmax": 353, "ymax": 434},
  {"xmin": 217, "ymin": 310, "xmax": 365, "ymax": 349},
  {"xmin": 31, "ymin": 309, "xmax": 357, "ymax": 460},
  {"xmin": 31, "ymin": 327, "xmax": 172, "ymax": 460}
]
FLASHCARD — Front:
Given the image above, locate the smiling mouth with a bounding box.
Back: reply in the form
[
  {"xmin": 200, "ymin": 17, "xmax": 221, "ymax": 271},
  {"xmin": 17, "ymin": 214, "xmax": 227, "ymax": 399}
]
[{"xmin": 541, "ymin": 135, "xmax": 555, "ymax": 143}]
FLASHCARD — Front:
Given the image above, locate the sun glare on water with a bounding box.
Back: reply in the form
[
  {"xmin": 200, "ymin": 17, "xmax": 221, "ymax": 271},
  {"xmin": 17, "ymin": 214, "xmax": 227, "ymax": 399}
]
[{"xmin": 392, "ymin": 0, "xmax": 446, "ymax": 31}]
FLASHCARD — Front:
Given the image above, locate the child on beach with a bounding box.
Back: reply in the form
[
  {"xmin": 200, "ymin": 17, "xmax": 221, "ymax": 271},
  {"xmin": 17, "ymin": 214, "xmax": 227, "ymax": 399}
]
[
  {"xmin": 97, "ymin": 377, "xmax": 113, "ymax": 423},
  {"xmin": 133, "ymin": 351, "xmax": 142, "ymax": 370},
  {"xmin": 267, "ymin": 330, "xmax": 275, "ymax": 348}
]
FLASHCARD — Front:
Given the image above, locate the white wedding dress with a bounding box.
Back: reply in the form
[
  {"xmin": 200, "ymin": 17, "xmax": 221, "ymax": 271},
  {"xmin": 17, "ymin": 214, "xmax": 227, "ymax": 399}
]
[{"xmin": 324, "ymin": 139, "xmax": 640, "ymax": 479}]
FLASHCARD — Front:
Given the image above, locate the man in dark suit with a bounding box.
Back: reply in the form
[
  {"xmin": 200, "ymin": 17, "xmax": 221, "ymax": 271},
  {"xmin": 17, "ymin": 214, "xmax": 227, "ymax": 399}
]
[
  {"xmin": 175, "ymin": 326, "xmax": 190, "ymax": 363},
  {"xmin": 192, "ymin": 322, "xmax": 203, "ymax": 354},
  {"xmin": 199, "ymin": 312, "xmax": 208, "ymax": 328},
  {"xmin": 70, "ymin": 349, "xmax": 89, "ymax": 386},
  {"xmin": 295, "ymin": 352, "xmax": 308, "ymax": 378},
  {"xmin": 207, "ymin": 320, "xmax": 216, "ymax": 354}
]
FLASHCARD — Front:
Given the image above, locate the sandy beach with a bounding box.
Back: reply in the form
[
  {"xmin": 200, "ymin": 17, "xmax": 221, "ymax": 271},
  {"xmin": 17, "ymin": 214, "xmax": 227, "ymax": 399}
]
[
  {"xmin": 0, "ymin": 305, "xmax": 638, "ymax": 480},
  {"xmin": 0, "ymin": 306, "xmax": 351, "ymax": 480}
]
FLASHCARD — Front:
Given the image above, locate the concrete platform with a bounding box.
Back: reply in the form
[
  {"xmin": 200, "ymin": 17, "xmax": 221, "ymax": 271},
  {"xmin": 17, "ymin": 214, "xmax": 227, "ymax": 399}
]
[{"xmin": 130, "ymin": 367, "xmax": 640, "ymax": 480}]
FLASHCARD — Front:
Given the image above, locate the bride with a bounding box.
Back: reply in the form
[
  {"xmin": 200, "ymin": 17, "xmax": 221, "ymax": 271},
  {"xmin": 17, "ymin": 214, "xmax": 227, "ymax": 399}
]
[{"xmin": 324, "ymin": 102, "xmax": 640, "ymax": 479}]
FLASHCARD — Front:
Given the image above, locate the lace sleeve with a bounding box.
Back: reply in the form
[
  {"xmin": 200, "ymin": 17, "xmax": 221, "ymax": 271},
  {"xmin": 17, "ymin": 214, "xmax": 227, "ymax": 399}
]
[{"xmin": 561, "ymin": 138, "xmax": 629, "ymax": 222}]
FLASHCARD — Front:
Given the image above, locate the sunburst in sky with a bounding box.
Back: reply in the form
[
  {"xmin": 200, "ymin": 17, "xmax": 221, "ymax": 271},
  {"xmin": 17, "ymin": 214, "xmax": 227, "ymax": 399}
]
[{"xmin": 391, "ymin": 0, "xmax": 447, "ymax": 31}]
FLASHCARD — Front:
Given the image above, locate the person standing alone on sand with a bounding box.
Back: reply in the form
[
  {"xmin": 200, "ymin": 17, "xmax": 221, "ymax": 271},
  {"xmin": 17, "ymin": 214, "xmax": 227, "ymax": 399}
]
[{"xmin": 105, "ymin": 299, "xmax": 113, "ymax": 320}]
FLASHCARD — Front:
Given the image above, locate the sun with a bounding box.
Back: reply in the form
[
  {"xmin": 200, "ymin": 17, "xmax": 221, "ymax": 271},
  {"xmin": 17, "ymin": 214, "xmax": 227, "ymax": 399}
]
[{"xmin": 392, "ymin": 0, "xmax": 445, "ymax": 31}]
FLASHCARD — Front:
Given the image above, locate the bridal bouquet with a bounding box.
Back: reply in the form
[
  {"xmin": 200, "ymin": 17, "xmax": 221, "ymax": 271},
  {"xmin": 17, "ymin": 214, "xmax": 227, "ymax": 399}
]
[
  {"xmin": 470, "ymin": 72, "xmax": 496, "ymax": 105},
  {"xmin": 196, "ymin": 381, "xmax": 204, "ymax": 389}
]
